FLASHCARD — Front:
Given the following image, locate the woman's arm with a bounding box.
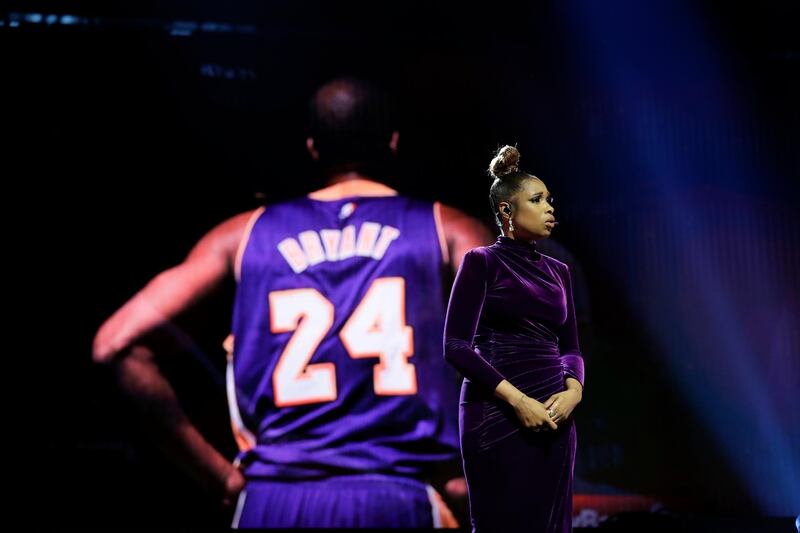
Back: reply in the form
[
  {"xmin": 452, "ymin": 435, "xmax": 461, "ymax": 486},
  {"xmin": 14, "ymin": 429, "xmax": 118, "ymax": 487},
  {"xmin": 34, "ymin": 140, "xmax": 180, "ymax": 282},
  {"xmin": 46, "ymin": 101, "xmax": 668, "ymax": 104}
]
[
  {"xmin": 443, "ymin": 249, "xmax": 505, "ymax": 391},
  {"xmin": 557, "ymin": 263, "xmax": 585, "ymax": 388},
  {"xmin": 543, "ymin": 263, "xmax": 585, "ymax": 423}
]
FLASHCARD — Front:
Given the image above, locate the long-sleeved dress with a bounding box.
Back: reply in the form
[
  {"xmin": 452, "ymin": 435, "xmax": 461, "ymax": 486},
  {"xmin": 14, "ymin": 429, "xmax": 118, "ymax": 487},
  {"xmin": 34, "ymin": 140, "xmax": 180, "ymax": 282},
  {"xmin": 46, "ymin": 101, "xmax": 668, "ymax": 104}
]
[{"xmin": 443, "ymin": 235, "xmax": 585, "ymax": 533}]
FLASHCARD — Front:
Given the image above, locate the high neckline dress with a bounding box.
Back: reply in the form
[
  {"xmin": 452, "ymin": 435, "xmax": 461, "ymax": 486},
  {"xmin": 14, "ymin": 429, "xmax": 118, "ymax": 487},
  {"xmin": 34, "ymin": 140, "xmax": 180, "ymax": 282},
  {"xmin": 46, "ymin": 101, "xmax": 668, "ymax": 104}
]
[{"xmin": 444, "ymin": 235, "xmax": 585, "ymax": 532}]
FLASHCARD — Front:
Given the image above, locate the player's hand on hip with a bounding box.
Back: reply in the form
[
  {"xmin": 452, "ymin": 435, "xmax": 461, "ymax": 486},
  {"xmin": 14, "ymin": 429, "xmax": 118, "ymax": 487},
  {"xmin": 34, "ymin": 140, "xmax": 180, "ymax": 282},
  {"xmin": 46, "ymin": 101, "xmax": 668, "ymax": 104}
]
[{"xmin": 221, "ymin": 466, "xmax": 246, "ymax": 508}]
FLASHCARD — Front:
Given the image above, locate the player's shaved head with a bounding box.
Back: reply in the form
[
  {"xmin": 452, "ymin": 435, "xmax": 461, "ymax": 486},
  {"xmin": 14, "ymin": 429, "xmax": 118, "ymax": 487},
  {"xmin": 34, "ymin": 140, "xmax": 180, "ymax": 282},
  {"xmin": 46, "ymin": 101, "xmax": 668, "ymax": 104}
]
[{"xmin": 308, "ymin": 77, "xmax": 397, "ymax": 168}]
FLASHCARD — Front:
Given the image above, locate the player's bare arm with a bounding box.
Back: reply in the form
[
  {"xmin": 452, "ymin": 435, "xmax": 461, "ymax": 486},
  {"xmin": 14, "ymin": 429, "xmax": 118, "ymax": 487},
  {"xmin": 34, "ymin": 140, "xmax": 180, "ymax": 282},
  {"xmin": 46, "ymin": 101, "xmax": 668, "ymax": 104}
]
[
  {"xmin": 438, "ymin": 203, "xmax": 494, "ymax": 274},
  {"xmin": 93, "ymin": 210, "xmax": 255, "ymax": 363}
]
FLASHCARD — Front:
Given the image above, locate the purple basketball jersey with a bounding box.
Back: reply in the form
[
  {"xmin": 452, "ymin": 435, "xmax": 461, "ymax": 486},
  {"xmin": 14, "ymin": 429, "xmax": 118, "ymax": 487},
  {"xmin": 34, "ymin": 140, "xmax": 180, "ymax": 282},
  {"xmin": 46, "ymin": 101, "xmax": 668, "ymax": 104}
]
[{"xmin": 228, "ymin": 182, "xmax": 459, "ymax": 480}]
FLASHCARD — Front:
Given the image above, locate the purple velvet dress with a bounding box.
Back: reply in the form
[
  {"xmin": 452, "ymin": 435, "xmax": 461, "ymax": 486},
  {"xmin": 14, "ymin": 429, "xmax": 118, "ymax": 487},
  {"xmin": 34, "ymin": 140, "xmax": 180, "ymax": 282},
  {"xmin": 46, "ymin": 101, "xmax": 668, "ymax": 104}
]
[{"xmin": 443, "ymin": 235, "xmax": 585, "ymax": 533}]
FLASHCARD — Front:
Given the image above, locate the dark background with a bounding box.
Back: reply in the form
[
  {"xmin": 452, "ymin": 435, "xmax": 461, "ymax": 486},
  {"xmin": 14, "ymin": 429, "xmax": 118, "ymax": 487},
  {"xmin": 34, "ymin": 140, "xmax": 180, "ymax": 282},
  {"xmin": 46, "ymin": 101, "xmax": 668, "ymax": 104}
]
[{"xmin": 8, "ymin": 0, "xmax": 798, "ymax": 527}]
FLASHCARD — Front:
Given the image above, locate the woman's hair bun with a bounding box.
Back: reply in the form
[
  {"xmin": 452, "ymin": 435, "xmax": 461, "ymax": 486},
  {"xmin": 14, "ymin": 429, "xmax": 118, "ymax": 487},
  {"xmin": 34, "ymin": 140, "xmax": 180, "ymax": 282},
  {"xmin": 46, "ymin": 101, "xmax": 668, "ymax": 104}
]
[{"xmin": 488, "ymin": 145, "xmax": 521, "ymax": 179}]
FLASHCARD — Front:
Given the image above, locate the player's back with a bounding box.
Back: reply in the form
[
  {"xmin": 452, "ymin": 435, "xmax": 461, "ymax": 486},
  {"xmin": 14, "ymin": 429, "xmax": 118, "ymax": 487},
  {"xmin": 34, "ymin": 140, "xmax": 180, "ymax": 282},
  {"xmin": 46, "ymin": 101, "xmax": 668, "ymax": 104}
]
[{"xmin": 228, "ymin": 179, "xmax": 460, "ymax": 480}]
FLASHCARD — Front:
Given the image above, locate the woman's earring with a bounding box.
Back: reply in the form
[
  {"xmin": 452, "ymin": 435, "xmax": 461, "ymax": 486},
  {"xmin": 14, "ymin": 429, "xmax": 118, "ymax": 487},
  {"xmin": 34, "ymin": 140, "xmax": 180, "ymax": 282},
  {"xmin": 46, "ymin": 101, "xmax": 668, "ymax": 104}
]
[{"xmin": 508, "ymin": 217, "xmax": 514, "ymax": 232}]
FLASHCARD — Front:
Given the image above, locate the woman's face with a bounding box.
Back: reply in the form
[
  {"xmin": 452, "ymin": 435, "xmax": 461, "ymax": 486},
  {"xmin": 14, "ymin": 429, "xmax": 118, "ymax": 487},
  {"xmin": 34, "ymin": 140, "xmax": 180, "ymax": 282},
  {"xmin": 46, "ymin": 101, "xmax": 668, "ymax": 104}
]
[{"xmin": 503, "ymin": 177, "xmax": 556, "ymax": 241}]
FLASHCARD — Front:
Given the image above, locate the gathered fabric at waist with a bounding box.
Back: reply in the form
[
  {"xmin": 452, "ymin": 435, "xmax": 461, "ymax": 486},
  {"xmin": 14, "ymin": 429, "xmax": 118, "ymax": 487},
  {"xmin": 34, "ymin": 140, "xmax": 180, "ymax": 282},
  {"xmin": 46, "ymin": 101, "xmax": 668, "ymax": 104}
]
[
  {"xmin": 476, "ymin": 332, "xmax": 561, "ymax": 380},
  {"xmin": 474, "ymin": 331, "xmax": 559, "ymax": 357}
]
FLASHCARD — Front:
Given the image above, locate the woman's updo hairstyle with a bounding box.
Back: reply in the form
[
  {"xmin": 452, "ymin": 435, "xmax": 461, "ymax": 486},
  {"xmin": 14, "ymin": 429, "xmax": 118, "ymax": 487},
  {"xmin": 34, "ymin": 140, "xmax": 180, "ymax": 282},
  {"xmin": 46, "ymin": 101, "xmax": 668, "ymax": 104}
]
[
  {"xmin": 488, "ymin": 145, "xmax": 521, "ymax": 178},
  {"xmin": 488, "ymin": 145, "xmax": 534, "ymax": 228}
]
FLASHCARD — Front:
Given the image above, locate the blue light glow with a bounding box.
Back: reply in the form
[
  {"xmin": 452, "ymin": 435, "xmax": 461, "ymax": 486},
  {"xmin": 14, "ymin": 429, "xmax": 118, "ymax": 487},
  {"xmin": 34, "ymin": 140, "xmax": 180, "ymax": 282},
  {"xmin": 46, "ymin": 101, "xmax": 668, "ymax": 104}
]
[{"xmin": 560, "ymin": 0, "xmax": 799, "ymax": 516}]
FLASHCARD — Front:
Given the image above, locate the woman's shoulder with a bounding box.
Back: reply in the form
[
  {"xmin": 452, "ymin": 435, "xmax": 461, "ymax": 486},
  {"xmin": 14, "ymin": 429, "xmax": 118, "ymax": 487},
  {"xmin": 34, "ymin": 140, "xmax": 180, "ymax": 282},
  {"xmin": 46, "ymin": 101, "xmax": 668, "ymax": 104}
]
[
  {"xmin": 538, "ymin": 253, "xmax": 571, "ymax": 283},
  {"xmin": 467, "ymin": 243, "xmax": 494, "ymax": 254},
  {"xmin": 457, "ymin": 245, "xmax": 496, "ymax": 274},
  {"xmin": 463, "ymin": 245, "xmax": 495, "ymax": 262},
  {"xmin": 539, "ymin": 252, "xmax": 568, "ymax": 270}
]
